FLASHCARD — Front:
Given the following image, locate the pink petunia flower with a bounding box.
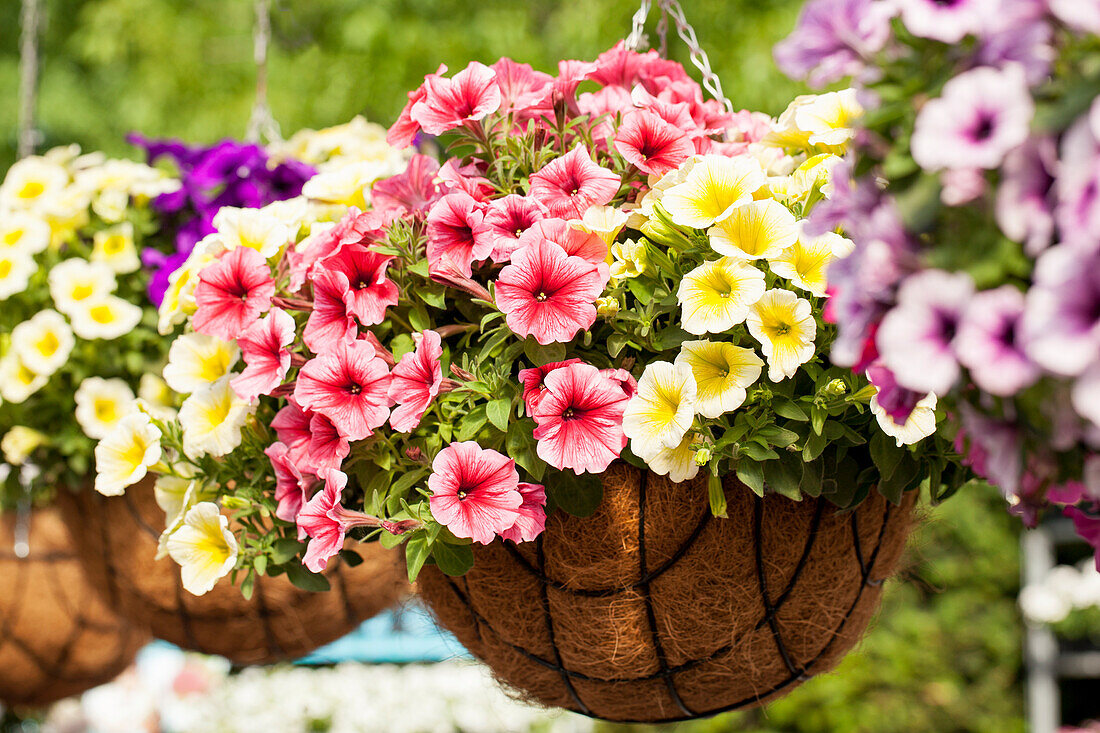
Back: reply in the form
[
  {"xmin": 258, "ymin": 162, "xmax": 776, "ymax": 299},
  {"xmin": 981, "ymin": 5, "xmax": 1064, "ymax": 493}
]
[
  {"xmin": 427, "ymin": 442, "xmax": 523, "ymax": 545},
  {"xmin": 289, "ymin": 208, "xmax": 387, "ymax": 293},
  {"xmin": 388, "ymin": 330, "xmax": 444, "ymax": 433},
  {"xmin": 426, "ymin": 192, "xmax": 494, "ymax": 278},
  {"xmin": 499, "ymin": 482, "xmax": 548, "ymax": 544},
  {"xmin": 614, "ymin": 109, "xmax": 695, "ymax": 176},
  {"xmin": 320, "ymin": 244, "xmax": 399, "ymax": 327},
  {"xmin": 372, "ymin": 154, "xmax": 441, "ymax": 220},
  {"xmin": 411, "ymin": 62, "xmax": 502, "ymax": 136},
  {"xmin": 528, "ymin": 146, "xmax": 622, "ymax": 219},
  {"xmin": 484, "ymin": 194, "xmax": 548, "ymax": 262},
  {"xmin": 599, "ymin": 367, "xmax": 638, "ymax": 399},
  {"xmin": 307, "ymin": 412, "xmax": 351, "ymax": 473},
  {"xmin": 387, "ymin": 64, "xmax": 446, "ymax": 147},
  {"xmin": 495, "ymin": 237, "xmax": 608, "ymax": 345},
  {"xmin": 270, "ymin": 399, "xmax": 313, "ymax": 465},
  {"xmin": 265, "ymin": 441, "xmax": 313, "ymax": 525},
  {"xmin": 516, "ymin": 218, "xmax": 609, "ymax": 270},
  {"xmin": 531, "ymin": 362, "xmax": 632, "ymax": 474},
  {"xmin": 303, "ymin": 268, "xmax": 357, "ymax": 354},
  {"xmin": 232, "ymin": 308, "xmax": 296, "ymax": 400},
  {"xmin": 519, "ymin": 359, "xmax": 583, "ymax": 416},
  {"xmin": 437, "ymin": 159, "xmax": 495, "ymax": 202},
  {"xmin": 294, "ymin": 340, "xmax": 392, "ymax": 441},
  {"xmin": 192, "ymin": 247, "xmax": 275, "ymax": 341},
  {"xmin": 528, "ymin": 59, "xmax": 599, "ymax": 118},
  {"xmin": 299, "ymin": 468, "xmax": 382, "ymax": 573},
  {"xmin": 492, "ymin": 58, "xmax": 553, "ymax": 115}
]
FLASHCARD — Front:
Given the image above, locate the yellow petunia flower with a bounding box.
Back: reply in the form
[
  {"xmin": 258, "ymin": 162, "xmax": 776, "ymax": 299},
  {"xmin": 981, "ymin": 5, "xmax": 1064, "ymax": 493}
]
[
  {"xmin": 0, "ymin": 212, "xmax": 50, "ymax": 256},
  {"xmin": 634, "ymin": 432, "xmax": 701, "ymax": 484},
  {"xmin": 0, "ymin": 353, "xmax": 48, "ymax": 404},
  {"xmin": 765, "ymin": 90, "xmax": 863, "ymax": 155},
  {"xmin": 166, "ymin": 502, "xmax": 239, "ymax": 596},
  {"xmin": 178, "ymin": 377, "xmax": 255, "ymax": 459},
  {"xmin": 661, "ymin": 155, "xmax": 767, "ymax": 229},
  {"xmin": 163, "ymin": 332, "xmax": 240, "ymax": 396},
  {"xmin": 213, "ymin": 207, "xmax": 293, "ymax": 260},
  {"xmin": 675, "ymin": 340, "xmax": 764, "ymax": 418},
  {"xmin": 708, "ymin": 200, "xmax": 799, "ymax": 261},
  {"xmin": 746, "ymin": 289, "xmax": 817, "ymax": 381},
  {"xmin": 610, "ymin": 239, "xmax": 650, "ymax": 282},
  {"xmin": 769, "ymin": 225, "xmax": 853, "ymax": 298},
  {"xmin": 1, "ymin": 426, "xmax": 48, "ymax": 466},
  {"xmin": 10, "ymin": 309, "xmax": 74, "ymax": 377},
  {"xmin": 74, "ymin": 377, "xmax": 137, "ymax": 440},
  {"xmin": 48, "ymin": 259, "xmax": 117, "ymax": 317},
  {"xmin": 69, "ymin": 295, "xmax": 143, "ymax": 341},
  {"xmin": 94, "ymin": 411, "xmax": 162, "ymax": 496},
  {"xmin": 677, "ymin": 257, "xmax": 767, "ymax": 335},
  {"xmin": 622, "ymin": 361, "xmax": 698, "ymax": 457},
  {"xmin": 0, "ymin": 249, "xmax": 37, "ymax": 301},
  {"xmin": 91, "ymin": 222, "xmax": 141, "ymax": 274},
  {"xmin": 0, "ymin": 156, "xmax": 70, "ymax": 213}
]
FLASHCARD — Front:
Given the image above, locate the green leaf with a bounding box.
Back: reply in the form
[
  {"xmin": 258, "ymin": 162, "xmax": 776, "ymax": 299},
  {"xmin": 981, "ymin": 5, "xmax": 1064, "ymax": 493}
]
[
  {"xmin": 432, "ymin": 541, "xmax": 475, "ymax": 577},
  {"xmin": 455, "ymin": 405, "xmax": 488, "ymax": 441},
  {"xmin": 653, "ymin": 325, "xmax": 691, "ymax": 352},
  {"xmin": 390, "ymin": 467, "xmax": 429, "ymax": 497},
  {"xmin": 408, "ymin": 259, "xmax": 430, "ymax": 277},
  {"xmin": 765, "ymin": 452, "xmax": 803, "ymax": 500},
  {"xmin": 239, "ymin": 571, "xmax": 255, "ymax": 600},
  {"xmin": 546, "ymin": 470, "xmax": 603, "ymax": 517},
  {"xmin": 878, "ymin": 452, "xmax": 920, "ymax": 505},
  {"xmin": 405, "ymin": 534, "xmax": 432, "ymax": 583},
  {"xmin": 626, "ymin": 277, "xmax": 655, "ymax": 302},
  {"xmin": 486, "ymin": 398, "xmax": 512, "ymax": 432},
  {"xmin": 417, "ymin": 287, "xmax": 446, "ymax": 309},
  {"xmin": 811, "ymin": 405, "xmax": 827, "ymax": 436},
  {"xmin": 736, "ymin": 460, "xmax": 765, "ymax": 496},
  {"xmin": 524, "ymin": 339, "xmax": 566, "ymax": 366},
  {"xmin": 869, "ymin": 431, "xmax": 903, "ymax": 482},
  {"xmin": 801, "ymin": 459, "xmax": 824, "ymax": 497},
  {"xmin": 773, "ymin": 400, "xmax": 809, "ymax": 421},
  {"xmin": 803, "ymin": 430, "xmax": 828, "ymax": 462},
  {"xmin": 757, "ymin": 425, "xmax": 800, "ymax": 448},
  {"xmin": 607, "ymin": 333, "xmax": 629, "ymax": 359},
  {"xmin": 740, "ymin": 442, "xmax": 780, "ymax": 461},
  {"xmin": 707, "ymin": 473, "xmax": 728, "ymax": 518},
  {"xmin": 270, "ymin": 538, "xmax": 305, "ymax": 565},
  {"xmin": 286, "ymin": 563, "xmax": 332, "ymax": 592},
  {"xmin": 409, "ymin": 303, "xmax": 431, "ymax": 332}
]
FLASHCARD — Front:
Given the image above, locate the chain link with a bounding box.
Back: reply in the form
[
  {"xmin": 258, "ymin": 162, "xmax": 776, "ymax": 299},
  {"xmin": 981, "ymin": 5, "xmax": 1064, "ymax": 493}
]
[
  {"xmin": 245, "ymin": 0, "xmax": 283, "ymax": 144},
  {"xmin": 624, "ymin": 0, "xmax": 652, "ymax": 52},
  {"xmin": 17, "ymin": 0, "xmax": 43, "ymax": 159}
]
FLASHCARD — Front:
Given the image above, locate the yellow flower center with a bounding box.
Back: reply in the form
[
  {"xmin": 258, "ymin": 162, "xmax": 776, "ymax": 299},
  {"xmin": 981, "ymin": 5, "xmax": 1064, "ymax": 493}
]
[
  {"xmin": 121, "ymin": 438, "xmax": 150, "ymax": 471},
  {"xmin": 95, "ymin": 398, "xmax": 119, "ymax": 423},
  {"xmin": 18, "ymin": 181, "xmax": 45, "ymax": 200},
  {"xmin": 35, "ymin": 331, "xmax": 60, "ymax": 358},
  {"xmin": 3, "ymin": 229, "xmax": 23, "ymax": 247},
  {"xmin": 71, "ymin": 283, "xmax": 95, "ymax": 301},
  {"xmin": 0, "ymin": 259, "xmax": 12, "ymax": 279},
  {"xmin": 89, "ymin": 304, "xmax": 115, "ymax": 324},
  {"xmin": 16, "ymin": 363, "xmax": 36, "ymax": 385},
  {"xmin": 102, "ymin": 235, "xmax": 127, "ymax": 255}
]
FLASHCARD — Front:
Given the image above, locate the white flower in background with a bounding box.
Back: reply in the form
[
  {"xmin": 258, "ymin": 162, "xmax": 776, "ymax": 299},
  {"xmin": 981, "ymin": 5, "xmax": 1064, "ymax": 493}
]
[
  {"xmin": 155, "ymin": 472, "xmax": 216, "ymax": 559},
  {"xmin": 0, "ymin": 155, "xmax": 70, "ymax": 212},
  {"xmin": 158, "ymin": 235, "xmax": 223, "ymax": 335},
  {"xmin": 609, "ymin": 239, "xmax": 649, "ymax": 282},
  {"xmin": 746, "ymin": 289, "xmax": 817, "ymax": 381},
  {"xmin": 260, "ymin": 196, "xmax": 310, "ymax": 232},
  {"xmin": 166, "ymin": 502, "xmax": 238, "ymax": 596},
  {"xmin": 44, "ymin": 143, "xmax": 85, "ymax": 166},
  {"xmin": 0, "ymin": 353, "xmax": 48, "ymax": 403},
  {"xmin": 708, "ymin": 199, "xmax": 798, "ymax": 260},
  {"xmin": 769, "ymin": 226, "xmax": 853, "ymax": 298},
  {"xmin": 870, "ymin": 391, "xmax": 938, "ymax": 447},
  {"xmin": 75, "ymin": 158, "xmax": 178, "ymax": 199},
  {"xmin": 40, "ymin": 183, "xmax": 93, "ymax": 239},
  {"xmin": 677, "ymin": 257, "xmax": 767, "ymax": 335},
  {"xmin": 623, "ymin": 361, "xmax": 698, "ymax": 456},
  {"xmin": 302, "ymin": 160, "xmax": 397, "ymax": 208},
  {"xmin": 163, "ymin": 332, "xmax": 240, "ymax": 395},
  {"xmin": 1, "ymin": 426, "xmax": 48, "ymax": 466},
  {"xmin": 139, "ymin": 373, "xmax": 178, "ymax": 419},
  {"xmin": 69, "ymin": 295, "xmax": 144, "ymax": 340},
  {"xmin": 675, "ymin": 340, "xmax": 763, "ymax": 419},
  {"xmin": 94, "ymin": 411, "xmax": 162, "ymax": 496},
  {"xmin": 766, "ymin": 90, "xmax": 863, "ymax": 154},
  {"xmin": 1019, "ymin": 583, "xmax": 1072, "ymax": 625},
  {"xmin": 0, "ymin": 248, "xmax": 37, "ymax": 300},
  {"xmin": 574, "ymin": 205, "xmax": 630, "ymax": 246},
  {"xmin": 661, "ymin": 155, "xmax": 766, "ymax": 228},
  {"xmin": 48, "ymin": 258, "xmax": 117, "ymax": 316},
  {"xmin": 635, "ymin": 433, "xmax": 701, "ymax": 483},
  {"xmin": 74, "ymin": 377, "xmax": 138, "ymax": 440},
  {"xmin": 91, "ymin": 221, "xmax": 141, "ymax": 273},
  {"xmin": 91, "ymin": 188, "xmax": 130, "ymax": 223},
  {"xmin": 213, "ymin": 207, "xmax": 292, "ymax": 259},
  {"xmin": 178, "ymin": 377, "xmax": 254, "ymax": 459},
  {"xmin": 0, "ymin": 211, "xmax": 50, "ymax": 255},
  {"xmin": 11, "ymin": 309, "xmax": 75, "ymax": 376},
  {"xmin": 788, "ymin": 153, "xmax": 843, "ymax": 200}
]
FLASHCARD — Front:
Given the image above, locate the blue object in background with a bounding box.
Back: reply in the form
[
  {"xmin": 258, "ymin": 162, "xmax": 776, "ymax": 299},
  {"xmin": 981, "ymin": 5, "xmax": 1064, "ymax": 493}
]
[{"xmin": 296, "ymin": 601, "xmax": 469, "ymax": 665}]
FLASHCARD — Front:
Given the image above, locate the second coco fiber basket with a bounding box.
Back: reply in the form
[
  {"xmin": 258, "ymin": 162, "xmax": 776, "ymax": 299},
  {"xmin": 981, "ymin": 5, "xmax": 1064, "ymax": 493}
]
[{"xmin": 419, "ymin": 462, "xmax": 916, "ymax": 723}]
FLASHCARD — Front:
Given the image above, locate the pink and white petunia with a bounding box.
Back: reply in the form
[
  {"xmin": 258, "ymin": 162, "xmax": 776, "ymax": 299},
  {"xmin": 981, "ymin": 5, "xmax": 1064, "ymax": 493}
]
[
  {"xmin": 320, "ymin": 244, "xmax": 400, "ymax": 327},
  {"xmin": 425, "ymin": 192, "xmax": 494, "ymax": 278},
  {"xmin": 265, "ymin": 442, "xmax": 313, "ymax": 526},
  {"xmin": 411, "ymin": 61, "xmax": 503, "ymax": 136},
  {"xmin": 294, "ymin": 340, "xmax": 392, "ymax": 442},
  {"xmin": 371, "ymin": 154, "xmax": 441, "ymax": 220},
  {"xmin": 499, "ymin": 482, "xmax": 548, "ymax": 544},
  {"xmin": 495, "ymin": 237, "xmax": 608, "ymax": 345},
  {"xmin": 303, "ymin": 268, "xmax": 357, "ymax": 354},
  {"xmin": 270, "ymin": 399, "xmax": 313, "ymax": 466},
  {"xmin": 519, "ymin": 358, "xmax": 583, "ymax": 416},
  {"xmin": 614, "ymin": 109, "xmax": 695, "ymax": 176},
  {"xmin": 298, "ymin": 469, "xmax": 374, "ymax": 573},
  {"xmin": 388, "ymin": 330, "xmax": 444, "ymax": 433},
  {"xmin": 288, "ymin": 208, "xmax": 386, "ymax": 292},
  {"xmin": 306, "ymin": 412, "xmax": 352, "ymax": 473},
  {"xmin": 484, "ymin": 194, "xmax": 548, "ymax": 262},
  {"xmin": 427, "ymin": 442, "xmax": 523, "ymax": 545},
  {"xmin": 528, "ymin": 146, "xmax": 621, "ymax": 219},
  {"xmin": 531, "ymin": 362, "xmax": 632, "ymax": 474},
  {"xmin": 191, "ymin": 247, "xmax": 275, "ymax": 341},
  {"xmin": 231, "ymin": 308, "xmax": 296, "ymax": 400},
  {"xmin": 516, "ymin": 218, "xmax": 609, "ymax": 271}
]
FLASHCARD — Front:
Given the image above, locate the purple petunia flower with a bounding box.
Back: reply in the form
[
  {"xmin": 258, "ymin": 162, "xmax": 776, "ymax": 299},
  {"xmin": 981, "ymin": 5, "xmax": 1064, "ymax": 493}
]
[
  {"xmin": 876, "ymin": 269, "xmax": 975, "ymax": 394},
  {"xmin": 1050, "ymin": 0, "xmax": 1100, "ymax": 35},
  {"xmin": 896, "ymin": 0, "xmax": 998, "ymax": 43},
  {"xmin": 956, "ymin": 285, "xmax": 1041, "ymax": 396},
  {"xmin": 1022, "ymin": 244, "xmax": 1100, "ymax": 377},
  {"xmin": 956, "ymin": 404, "xmax": 1024, "ymax": 498},
  {"xmin": 866, "ymin": 362, "xmax": 924, "ymax": 423},
  {"xmin": 1055, "ymin": 109, "xmax": 1100, "ymax": 249},
  {"xmin": 1073, "ymin": 363, "xmax": 1100, "ymax": 430},
  {"xmin": 996, "ymin": 135, "xmax": 1058, "ymax": 255},
  {"xmin": 773, "ymin": 0, "xmax": 894, "ymax": 88},
  {"xmin": 977, "ymin": 2, "xmax": 1054, "ymax": 84},
  {"xmin": 911, "ymin": 65, "xmax": 1034, "ymax": 172}
]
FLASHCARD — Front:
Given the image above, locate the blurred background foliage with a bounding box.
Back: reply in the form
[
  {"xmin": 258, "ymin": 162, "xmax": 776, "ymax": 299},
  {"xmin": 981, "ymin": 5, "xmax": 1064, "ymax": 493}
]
[{"xmin": 0, "ymin": 2, "xmax": 1027, "ymax": 730}]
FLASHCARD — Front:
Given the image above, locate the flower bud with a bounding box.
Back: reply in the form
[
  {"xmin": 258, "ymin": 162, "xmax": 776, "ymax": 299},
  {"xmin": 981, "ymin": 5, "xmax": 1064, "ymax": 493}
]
[
  {"xmin": 1, "ymin": 427, "xmax": 47, "ymax": 466},
  {"xmin": 824, "ymin": 379, "xmax": 847, "ymax": 396},
  {"xmin": 220, "ymin": 496, "xmax": 251, "ymax": 510},
  {"xmin": 596, "ymin": 297, "xmax": 620, "ymax": 318},
  {"xmin": 694, "ymin": 447, "xmax": 712, "ymax": 466}
]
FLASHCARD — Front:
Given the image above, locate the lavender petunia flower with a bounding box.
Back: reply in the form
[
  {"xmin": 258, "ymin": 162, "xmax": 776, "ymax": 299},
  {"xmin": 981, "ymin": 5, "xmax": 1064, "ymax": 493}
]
[
  {"xmin": 1055, "ymin": 111, "xmax": 1100, "ymax": 249},
  {"xmin": 956, "ymin": 285, "xmax": 1041, "ymax": 396},
  {"xmin": 976, "ymin": 0, "xmax": 1053, "ymax": 83},
  {"xmin": 1073, "ymin": 362, "xmax": 1100, "ymax": 430},
  {"xmin": 773, "ymin": 0, "xmax": 894, "ymax": 87},
  {"xmin": 877, "ymin": 269, "xmax": 975, "ymax": 394},
  {"xmin": 897, "ymin": 0, "xmax": 998, "ymax": 43},
  {"xmin": 1022, "ymin": 244, "xmax": 1100, "ymax": 377},
  {"xmin": 956, "ymin": 404, "xmax": 1023, "ymax": 498},
  {"xmin": 940, "ymin": 167, "xmax": 987, "ymax": 206},
  {"xmin": 997, "ymin": 135, "xmax": 1058, "ymax": 255},
  {"xmin": 866, "ymin": 362, "xmax": 924, "ymax": 423},
  {"xmin": 1050, "ymin": 0, "xmax": 1100, "ymax": 34},
  {"xmin": 911, "ymin": 65, "xmax": 1034, "ymax": 172}
]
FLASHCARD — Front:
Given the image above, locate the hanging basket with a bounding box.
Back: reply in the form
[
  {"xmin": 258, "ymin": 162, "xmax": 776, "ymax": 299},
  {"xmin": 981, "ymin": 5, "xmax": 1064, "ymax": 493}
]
[
  {"xmin": 58, "ymin": 483, "xmax": 409, "ymax": 666},
  {"xmin": 418, "ymin": 462, "xmax": 916, "ymax": 723},
  {"xmin": 0, "ymin": 506, "xmax": 146, "ymax": 708}
]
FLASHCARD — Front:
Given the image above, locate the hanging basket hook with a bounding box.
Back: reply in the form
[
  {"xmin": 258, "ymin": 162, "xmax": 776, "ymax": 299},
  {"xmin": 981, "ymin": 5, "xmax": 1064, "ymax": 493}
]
[{"xmin": 245, "ymin": 0, "xmax": 283, "ymax": 144}]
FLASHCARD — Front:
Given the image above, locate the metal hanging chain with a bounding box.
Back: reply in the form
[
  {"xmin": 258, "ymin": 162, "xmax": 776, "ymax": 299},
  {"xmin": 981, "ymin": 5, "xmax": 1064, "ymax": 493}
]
[
  {"xmin": 13, "ymin": 465, "xmax": 40, "ymax": 559},
  {"xmin": 245, "ymin": 0, "xmax": 282, "ymax": 144},
  {"xmin": 17, "ymin": 0, "xmax": 42, "ymax": 159},
  {"xmin": 622, "ymin": 0, "xmax": 733, "ymax": 114}
]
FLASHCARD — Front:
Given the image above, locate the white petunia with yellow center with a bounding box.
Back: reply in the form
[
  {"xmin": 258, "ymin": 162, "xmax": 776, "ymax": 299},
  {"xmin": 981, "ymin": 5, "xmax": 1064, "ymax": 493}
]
[
  {"xmin": 623, "ymin": 361, "xmax": 698, "ymax": 457},
  {"xmin": 94, "ymin": 411, "xmax": 162, "ymax": 496},
  {"xmin": 0, "ymin": 156, "xmax": 70, "ymax": 213},
  {"xmin": 178, "ymin": 377, "xmax": 255, "ymax": 459},
  {"xmin": 213, "ymin": 207, "xmax": 293, "ymax": 259},
  {"xmin": 0, "ymin": 249, "xmax": 37, "ymax": 300},
  {"xmin": 708, "ymin": 199, "xmax": 799, "ymax": 260},
  {"xmin": 163, "ymin": 332, "xmax": 240, "ymax": 395},
  {"xmin": 675, "ymin": 340, "xmax": 764, "ymax": 419},
  {"xmin": 0, "ymin": 354, "xmax": 48, "ymax": 403},
  {"xmin": 766, "ymin": 91, "xmax": 863, "ymax": 155},
  {"xmin": 166, "ymin": 502, "xmax": 239, "ymax": 596},
  {"xmin": 158, "ymin": 235, "xmax": 223, "ymax": 335},
  {"xmin": 139, "ymin": 374, "xmax": 178, "ymax": 420},
  {"xmin": 91, "ymin": 222, "xmax": 141, "ymax": 274},
  {"xmin": 11, "ymin": 310, "xmax": 75, "ymax": 377},
  {"xmin": 769, "ymin": 226, "xmax": 853, "ymax": 298},
  {"xmin": 154, "ymin": 471, "xmax": 217, "ymax": 558},
  {"xmin": 574, "ymin": 205, "xmax": 630, "ymax": 247},
  {"xmin": 610, "ymin": 239, "xmax": 650, "ymax": 282},
  {"xmin": 0, "ymin": 212, "xmax": 50, "ymax": 255},
  {"xmin": 746, "ymin": 289, "xmax": 817, "ymax": 381},
  {"xmin": 661, "ymin": 155, "xmax": 767, "ymax": 229},
  {"xmin": 48, "ymin": 259, "xmax": 117, "ymax": 316},
  {"xmin": 74, "ymin": 377, "xmax": 137, "ymax": 440},
  {"xmin": 870, "ymin": 391, "xmax": 938, "ymax": 447},
  {"xmin": 303, "ymin": 160, "xmax": 400, "ymax": 209},
  {"xmin": 1, "ymin": 426, "xmax": 47, "ymax": 466},
  {"xmin": 69, "ymin": 295, "xmax": 143, "ymax": 341},
  {"xmin": 677, "ymin": 257, "xmax": 767, "ymax": 335},
  {"xmin": 635, "ymin": 432, "xmax": 701, "ymax": 483}
]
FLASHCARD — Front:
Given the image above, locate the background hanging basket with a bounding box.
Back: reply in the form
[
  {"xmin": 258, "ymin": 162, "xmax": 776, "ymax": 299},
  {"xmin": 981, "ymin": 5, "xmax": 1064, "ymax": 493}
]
[
  {"xmin": 0, "ymin": 506, "xmax": 146, "ymax": 708},
  {"xmin": 59, "ymin": 483, "xmax": 409, "ymax": 666},
  {"xmin": 418, "ymin": 462, "xmax": 917, "ymax": 723}
]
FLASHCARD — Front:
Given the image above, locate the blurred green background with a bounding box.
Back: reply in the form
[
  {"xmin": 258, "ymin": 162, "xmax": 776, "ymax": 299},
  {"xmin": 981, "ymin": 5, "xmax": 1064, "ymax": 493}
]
[{"xmin": 0, "ymin": 2, "xmax": 1027, "ymax": 730}]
